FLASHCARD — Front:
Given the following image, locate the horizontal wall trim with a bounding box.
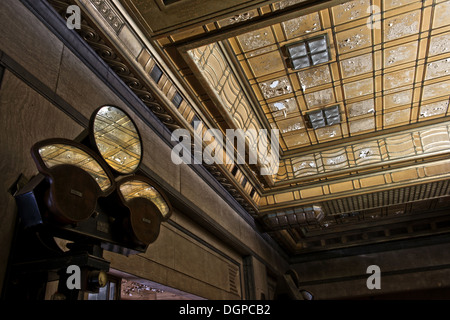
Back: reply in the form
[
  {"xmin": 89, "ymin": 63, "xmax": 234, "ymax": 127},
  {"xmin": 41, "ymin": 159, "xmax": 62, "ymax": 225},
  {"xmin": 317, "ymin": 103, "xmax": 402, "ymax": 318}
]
[
  {"xmin": 299, "ymin": 263, "xmax": 450, "ymax": 287},
  {"xmin": 290, "ymin": 233, "xmax": 450, "ymax": 264}
]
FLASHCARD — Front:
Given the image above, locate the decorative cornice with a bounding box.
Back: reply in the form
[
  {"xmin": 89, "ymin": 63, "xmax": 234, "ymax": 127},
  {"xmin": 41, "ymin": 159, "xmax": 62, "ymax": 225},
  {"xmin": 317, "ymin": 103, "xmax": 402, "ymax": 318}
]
[{"xmin": 90, "ymin": 0, "xmax": 124, "ymax": 34}]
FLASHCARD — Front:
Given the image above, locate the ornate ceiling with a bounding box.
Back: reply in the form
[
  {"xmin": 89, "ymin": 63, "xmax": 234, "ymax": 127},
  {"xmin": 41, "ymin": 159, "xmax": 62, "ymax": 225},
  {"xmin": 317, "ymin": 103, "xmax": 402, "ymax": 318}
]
[{"xmin": 49, "ymin": 0, "xmax": 450, "ymax": 258}]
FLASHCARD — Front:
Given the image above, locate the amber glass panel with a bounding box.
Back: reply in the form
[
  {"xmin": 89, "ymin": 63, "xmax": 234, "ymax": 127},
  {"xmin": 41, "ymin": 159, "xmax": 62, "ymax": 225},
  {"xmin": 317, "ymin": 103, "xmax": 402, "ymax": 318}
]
[
  {"xmin": 92, "ymin": 106, "xmax": 142, "ymax": 174},
  {"xmin": 38, "ymin": 144, "xmax": 112, "ymax": 192}
]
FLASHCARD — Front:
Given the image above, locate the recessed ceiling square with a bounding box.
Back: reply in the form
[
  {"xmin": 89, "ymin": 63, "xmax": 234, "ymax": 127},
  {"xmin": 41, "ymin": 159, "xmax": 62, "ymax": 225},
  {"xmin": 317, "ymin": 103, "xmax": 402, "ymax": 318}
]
[
  {"xmin": 305, "ymin": 88, "xmax": 335, "ymax": 108},
  {"xmin": 247, "ymin": 50, "xmax": 285, "ymax": 77},
  {"xmin": 331, "ymin": 0, "xmax": 372, "ymax": 25},
  {"xmin": 282, "ymin": 12, "xmax": 321, "ymax": 39},
  {"xmin": 336, "ymin": 26, "xmax": 371, "ymax": 54},
  {"xmin": 298, "ymin": 65, "xmax": 332, "ymax": 90},
  {"xmin": 259, "ymin": 76, "xmax": 293, "ymax": 99},
  {"xmin": 237, "ymin": 26, "xmax": 276, "ymax": 52},
  {"xmin": 343, "ymin": 78, "xmax": 373, "ymax": 99},
  {"xmin": 384, "ymin": 10, "xmax": 421, "ymax": 41},
  {"xmin": 340, "ymin": 53, "xmax": 373, "ymax": 78}
]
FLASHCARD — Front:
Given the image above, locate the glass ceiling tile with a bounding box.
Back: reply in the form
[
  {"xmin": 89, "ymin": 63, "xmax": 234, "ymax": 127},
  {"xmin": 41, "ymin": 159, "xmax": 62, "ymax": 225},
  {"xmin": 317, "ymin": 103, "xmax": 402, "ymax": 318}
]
[
  {"xmin": 292, "ymin": 56, "xmax": 311, "ymax": 69},
  {"xmin": 270, "ymin": 98, "xmax": 295, "ymax": 111},
  {"xmin": 331, "ymin": 0, "xmax": 371, "ymax": 25},
  {"xmin": 343, "ymin": 78, "xmax": 373, "ymax": 99},
  {"xmin": 419, "ymin": 100, "xmax": 449, "ymax": 119},
  {"xmin": 384, "ymin": 108, "xmax": 411, "ymax": 127},
  {"xmin": 425, "ymin": 58, "xmax": 450, "ymax": 80},
  {"xmin": 336, "ymin": 27, "xmax": 371, "ymax": 53},
  {"xmin": 248, "ymin": 50, "xmax": 285, "ymax": 77},
  {"xmin": 384, "ymin": 42, "xmax": 418, "ymax": 67},
  {"xmin": 384, "ymin": 0, "xmax": 420, "ymax": 11},
  {"xmin": 287, "ymin": 43, "xmax": 307, "ymax": 58},
  {"xmin": 259, "ymin": 77, "xmax": 292, "ymax": 99},
  {"xmin": 422, "ymin": 81, "xmax": 450, "ymax": 100},
  {"xmin": 246, "ymin": 45, "xmax": 277, "ymax": 58},
  {"xmin": 433, "ymin": 1, "xmax": 450, "ymax": 29},
  {"xmin": 384, "ymin": 89, "xmax": 413, "ymax": 108},
  {"xmin": 348, "ymin": 99, "xmax": 375, "ymax": 117},
  {"xmin": 308, "ymin": 109, "xmax": 324, "ymax": 123},
  {"xmin": 283, "ymin": 131, "xmax": 310, "ymax": 149},
  {"xmin": 315, "ymin": 125, "xmax": 342, "ymax": 141},
  {"xmin": 305, "ymin": 88, "xmax": 335, "ymax": 108},
  {"xmin": 349, "ymin": 117, "xmax": 375, "ymax": 134},
  {"xmin": 384, "ymin": 11, "xmax": 420, "ymax": 41},
  {"xmin": 307, "ymin": 36, "xmax": 327, "ymax": 54},
  {"xmin": 237, "ymin": 27, "xmax": 275, "ymax": 52},
  {"xmin": 282, "ymin": 13, "xmax": 321, "ymax": 39},
  {"xmin": 270, "ymin": 98, "xmax": 298, "ymax": 119},
  {"xmin": 384, "ymin": 68, "xmax": 415, "ymax": 90},
  {"xmin": 277, "ymin": 117, "xmax": 305, "ymax": 133},
  {"xmin": 311, "ymin": 51, "xmax": 329, "ymax": 65},
  {"xmin": 341, "ymin": 53, "xmax": 373, "ymax": 78},
  {"xmin": 298, "ymin": 65, "xmax": 332, "ymax": 89},
  {"xmin": 429, "ymin": 33, "xmax": 450, "ymax": 56}
]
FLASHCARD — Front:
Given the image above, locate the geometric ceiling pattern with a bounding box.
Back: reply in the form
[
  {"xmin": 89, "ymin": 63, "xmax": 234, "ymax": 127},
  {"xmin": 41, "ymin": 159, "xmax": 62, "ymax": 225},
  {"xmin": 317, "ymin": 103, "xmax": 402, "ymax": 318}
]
[
  {"xmin": 184, "ymin": 0, "xmax": 450, "ymax": 195},
  {"xmin": 229, "ymin": 0, "xmax": 450, "ymax": 187},
  {"xmin": 52, "ymin": 0, "xmax": 450, "ymax": 256},
  {"xmin": 230, "ymin": 0, "xmax": 450, "ymax": 152},
  {"xmin": 222, "ymin": 0, "xmax": 450, "ymax": 254}
]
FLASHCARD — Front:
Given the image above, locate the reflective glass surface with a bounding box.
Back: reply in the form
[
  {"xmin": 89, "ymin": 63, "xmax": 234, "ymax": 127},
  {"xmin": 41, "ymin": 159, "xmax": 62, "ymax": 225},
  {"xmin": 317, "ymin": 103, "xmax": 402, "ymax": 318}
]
[
  {"xmin": 39, "ymin": 144, "xmax": 112, "ymax": 191},
  {"xmin": 119, "ymin": 180, "xmax": 170, "ymax": 218},
  {"xmin": 92, "ymin": 106, "xmax": 142, "ymax": 174}
]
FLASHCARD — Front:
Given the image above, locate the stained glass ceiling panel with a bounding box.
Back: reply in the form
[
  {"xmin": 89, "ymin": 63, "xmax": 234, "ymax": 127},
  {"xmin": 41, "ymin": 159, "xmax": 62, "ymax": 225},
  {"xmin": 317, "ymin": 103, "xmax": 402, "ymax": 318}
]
[{"xmin": 227, "ymin": 0, "xmax": 450, "ymax": 152}]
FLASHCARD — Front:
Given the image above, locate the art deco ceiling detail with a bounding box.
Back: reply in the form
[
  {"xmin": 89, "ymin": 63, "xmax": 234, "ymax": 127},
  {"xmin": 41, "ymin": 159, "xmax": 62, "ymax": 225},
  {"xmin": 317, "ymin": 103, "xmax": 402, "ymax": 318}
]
[
  {"xmin": 157, "ymin": 0, "xmax": 450, "ymax": 255},
  {"xmin": 228, "ymin": 0, "xmax": 450, "ymax": 154},
  {"xmin": 177, "ymin": 0, "xmax": 450, "ymax": 209},
  {"xmin": 48, "ymin": 0, "xmax": 450, "ymax": 257}
]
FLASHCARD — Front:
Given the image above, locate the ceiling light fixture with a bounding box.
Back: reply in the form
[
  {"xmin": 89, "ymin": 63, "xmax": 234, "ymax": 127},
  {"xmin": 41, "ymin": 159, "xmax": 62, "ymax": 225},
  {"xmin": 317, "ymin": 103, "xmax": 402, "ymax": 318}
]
[
  {"xmin": 285, "ymin": 35, "xmax": 331, "ymax": 70},
  {"xmin": 306, "ymin": 105, "xmax": 341, "ymax": 129}
]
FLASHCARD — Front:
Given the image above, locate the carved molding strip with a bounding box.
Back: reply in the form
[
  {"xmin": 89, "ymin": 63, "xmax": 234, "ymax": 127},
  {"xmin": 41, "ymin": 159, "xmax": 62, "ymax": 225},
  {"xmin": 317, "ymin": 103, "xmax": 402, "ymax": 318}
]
[
  {"xmin": 77, "ymin": 23, "xmax": 181, "ymax": 132},
  {"xmin": 90, "ymin": 0, "xmax": 124, "ymax": 33}
]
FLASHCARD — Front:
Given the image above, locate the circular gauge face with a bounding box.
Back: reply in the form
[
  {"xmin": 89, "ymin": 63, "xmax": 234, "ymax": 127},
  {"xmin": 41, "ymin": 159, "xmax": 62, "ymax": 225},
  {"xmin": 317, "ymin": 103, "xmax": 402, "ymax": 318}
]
[
  {"xmin": 118, "ymin": 178, "xmax": 172, "ymax": 220},
  {"xmin": 90, "ymin": 106, "xmax": 142, "ymax": 174},
  {"xmin": 127, "ymin": 197, "xmax": 162, "ymax": 246},
  {"xmin": 46, "ymin": 164, "xmax": 100, "ymax": 223},
  {"xmin": 37, "ymin": 141, "xmax": 113, "ymax": 193}
]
